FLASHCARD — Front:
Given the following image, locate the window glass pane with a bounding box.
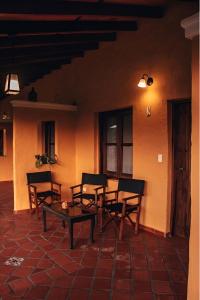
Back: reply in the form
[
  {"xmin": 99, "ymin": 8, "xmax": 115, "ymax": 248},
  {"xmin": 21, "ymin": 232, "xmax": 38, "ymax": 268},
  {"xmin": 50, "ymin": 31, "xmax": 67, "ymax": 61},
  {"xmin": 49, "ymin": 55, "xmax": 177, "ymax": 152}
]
[
  {"xmin": 43, "ymin": 121, "xmax": 55, "ymax": 159},
  {"xmin": 107, "ymin": 116, "xmax": 117, "ymax": 143},
  {"xmin": 107, "ymin": 145, "xmax": 117, "ymax": 172},
  {"xmin": 123, "ymin": 113, "xmax": 132, "ymax": 143},
  {"xmin": 50, "ymin": 145, "xmax": 55, "ymax": 158},
  {"xmin": 122, "ymin": 146, "xmax": 132, "ymax": 174}
]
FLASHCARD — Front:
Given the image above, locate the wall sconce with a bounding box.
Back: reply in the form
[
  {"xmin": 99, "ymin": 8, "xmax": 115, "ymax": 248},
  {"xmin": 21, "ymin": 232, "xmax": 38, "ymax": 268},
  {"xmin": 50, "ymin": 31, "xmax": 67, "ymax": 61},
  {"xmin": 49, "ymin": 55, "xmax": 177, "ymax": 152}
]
[
  {"xmin": 4, "ymin": 73, "xmax": 20, "ymax": 95},
  {"xmin": 146, "ymin": 105, "xmax": 151, "ymax": 117},
  {"xmin": 138, "ymin": 74, "xmax": 153, "ymax": 88}
]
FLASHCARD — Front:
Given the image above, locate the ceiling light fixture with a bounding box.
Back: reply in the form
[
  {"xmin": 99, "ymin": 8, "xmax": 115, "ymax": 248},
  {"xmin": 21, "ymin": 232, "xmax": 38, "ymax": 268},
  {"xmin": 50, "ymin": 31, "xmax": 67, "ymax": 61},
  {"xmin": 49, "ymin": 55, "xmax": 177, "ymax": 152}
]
[
  {"xmin": 138, "ymin": 74, "xmax": 153, "ymax": 88},
  {"xmin": 5, "ymin": 73, "xmax": 20, "ymax": 95}
]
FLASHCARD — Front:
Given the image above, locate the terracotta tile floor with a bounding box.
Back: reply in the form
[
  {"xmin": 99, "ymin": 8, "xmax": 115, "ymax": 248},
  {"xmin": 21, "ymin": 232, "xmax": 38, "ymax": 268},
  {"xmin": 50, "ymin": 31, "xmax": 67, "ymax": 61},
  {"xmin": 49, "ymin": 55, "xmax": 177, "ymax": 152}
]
[{"xmin": 0, "ymin": 182, "xmax": 189, "ymax": 300}]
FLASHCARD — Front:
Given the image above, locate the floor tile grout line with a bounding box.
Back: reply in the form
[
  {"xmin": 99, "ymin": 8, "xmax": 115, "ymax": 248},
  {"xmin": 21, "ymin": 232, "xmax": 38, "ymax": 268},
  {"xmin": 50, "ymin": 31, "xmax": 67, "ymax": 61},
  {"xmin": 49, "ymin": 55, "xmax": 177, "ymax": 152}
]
[
  {"xmin": 141, "ymin": 233, "xmax": 161, "ymax": 300},
  {"xmin": 88, "ymin": 229, "xmax": 106, "ymax": 300},
  {"xmin": 109, "ymin": 230, "xmax": 118, "ymax": 300},
  {"xmin": 66, "ymin": 222, "xmax": 100, "ymax": 300}
]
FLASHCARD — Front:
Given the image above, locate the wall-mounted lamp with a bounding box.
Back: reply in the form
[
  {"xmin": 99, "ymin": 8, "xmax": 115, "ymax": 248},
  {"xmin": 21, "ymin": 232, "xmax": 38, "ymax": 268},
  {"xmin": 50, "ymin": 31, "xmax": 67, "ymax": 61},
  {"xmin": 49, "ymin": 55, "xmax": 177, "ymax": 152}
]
[
  {"xmin": 4, "ymin": 73, "xmax": 20, "ymax": 95},
  {"xmin": 138, "ymin": 74, "xmax": 153, "ymax": 88},
  {"xmin": 146, "ymin": 105, "xmax": 151, "ymax": 117}
]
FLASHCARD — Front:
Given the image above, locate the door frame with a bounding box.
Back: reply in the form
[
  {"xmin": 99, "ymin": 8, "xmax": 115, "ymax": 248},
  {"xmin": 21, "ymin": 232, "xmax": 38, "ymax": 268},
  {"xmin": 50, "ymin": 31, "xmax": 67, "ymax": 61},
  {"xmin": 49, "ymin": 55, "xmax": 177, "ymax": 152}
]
[{"xmin": 167, "ymin": 98, "xmax": 191, "ymax": 236}]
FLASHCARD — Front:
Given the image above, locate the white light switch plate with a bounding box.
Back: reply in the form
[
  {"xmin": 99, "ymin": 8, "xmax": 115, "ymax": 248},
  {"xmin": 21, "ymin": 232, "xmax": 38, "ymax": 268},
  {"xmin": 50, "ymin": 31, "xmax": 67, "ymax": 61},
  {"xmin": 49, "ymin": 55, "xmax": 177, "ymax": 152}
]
[{"xmin": 158, "ymin": 154, "xmax": 163, "ymax": 163}]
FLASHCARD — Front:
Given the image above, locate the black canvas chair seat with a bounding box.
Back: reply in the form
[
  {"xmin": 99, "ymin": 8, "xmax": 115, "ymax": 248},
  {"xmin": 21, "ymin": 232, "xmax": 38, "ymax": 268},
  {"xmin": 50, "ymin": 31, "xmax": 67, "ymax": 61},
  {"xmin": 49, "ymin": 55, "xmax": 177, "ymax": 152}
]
[
  {"xmin": 73, "ymin": 193, "xmax": 96, "ymax": 201},
  {"xmin": 27, "ymin": 171, "xmax": 61, "ymax": 218},
  {"xmin": 99, "ymin": 178, "xmax": 145, "ymax": 240},
  {"xmin": 37, "ymin": 190, "xmax": 60, "ymax": 198},
  {"xmin": 105, "ymin": 202, "xmax": 138, "ymax": 213}
]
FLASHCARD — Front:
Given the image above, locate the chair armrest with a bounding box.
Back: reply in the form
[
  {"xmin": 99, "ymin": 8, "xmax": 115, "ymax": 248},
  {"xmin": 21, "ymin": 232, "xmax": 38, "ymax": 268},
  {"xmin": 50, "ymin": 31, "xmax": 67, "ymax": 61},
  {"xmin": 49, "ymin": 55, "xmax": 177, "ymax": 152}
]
[
  {"xmin": 28, "ymin": 184, "xmax": 37, "ymax": 191},
  {"xmin": 70, "ymin": 183, "xmax": 83, "ymax": 190},
  {"xmin": 94, "ymin": 186, "xmax": 105, "ymax": 192},
  {"xmin": 98, "ymin": 190, "xmax": 118, "ymax": 207},
  {"xmin": 52, "ymin": 181, "xmax": 62, "ymax": 187},
  {"xmin": 27, "ymin": 184, "xmax": 37, "ymax": 199},
  {"xmin": 104, "ymin": 190, "xmax": 118, "ymax": 195},
  {"xmin": 51, "ymin": 182, "xmax": 61, "ymax": 194},
  {"xmin": 122, "ymin": 194, "xmax": 143, "ymax": 202}
]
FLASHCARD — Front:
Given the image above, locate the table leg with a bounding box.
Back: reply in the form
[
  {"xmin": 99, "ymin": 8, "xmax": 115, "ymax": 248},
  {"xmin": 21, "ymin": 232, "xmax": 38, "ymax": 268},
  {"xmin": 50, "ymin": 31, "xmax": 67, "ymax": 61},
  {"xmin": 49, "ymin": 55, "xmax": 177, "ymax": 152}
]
[
  {"xmin": 42, "ymin": 208, "xmax": 47, "ymax": 232},
  {"xmin": 68, "ymin": 221, "xmax": 74, "ymax": 249},
  {"xmin": 90, "ymin": 216, "xmax": 95, "ymax": 243}
]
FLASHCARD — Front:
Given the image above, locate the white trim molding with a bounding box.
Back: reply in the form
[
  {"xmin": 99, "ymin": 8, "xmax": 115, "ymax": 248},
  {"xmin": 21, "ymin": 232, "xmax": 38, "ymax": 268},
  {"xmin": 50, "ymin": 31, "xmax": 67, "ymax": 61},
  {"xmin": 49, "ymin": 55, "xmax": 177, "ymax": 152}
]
[
  {"xmin": 11, "ymin": 100, "xmax": 77, "ymax": 111},
  {"xmin": 181, "ymin": 12, "xmax": 199, "ymax": 40}
]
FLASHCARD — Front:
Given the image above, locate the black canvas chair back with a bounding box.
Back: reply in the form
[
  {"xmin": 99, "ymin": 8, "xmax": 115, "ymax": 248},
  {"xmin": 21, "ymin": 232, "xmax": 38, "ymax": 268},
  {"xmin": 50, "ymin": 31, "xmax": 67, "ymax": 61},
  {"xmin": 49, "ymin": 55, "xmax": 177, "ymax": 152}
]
[
  {"xmin": 118, "ymin": 178, "xmax": 145, "ymax": 195},
  {"xmin": 27, "ymin": 171, "xmax": 52, "ymax": 184},
  {"xmin": 82, "ymin": 173, "xmax": 107, "ymax": 186}
]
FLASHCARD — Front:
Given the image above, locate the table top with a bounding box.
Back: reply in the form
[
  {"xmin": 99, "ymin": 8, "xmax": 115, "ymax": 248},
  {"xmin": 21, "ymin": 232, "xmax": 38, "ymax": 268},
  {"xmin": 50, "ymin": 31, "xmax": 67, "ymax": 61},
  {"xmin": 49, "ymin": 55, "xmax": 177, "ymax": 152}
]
[{"xmin": 43, "ymin": 202, "xmax": 96, "ymax": 219}]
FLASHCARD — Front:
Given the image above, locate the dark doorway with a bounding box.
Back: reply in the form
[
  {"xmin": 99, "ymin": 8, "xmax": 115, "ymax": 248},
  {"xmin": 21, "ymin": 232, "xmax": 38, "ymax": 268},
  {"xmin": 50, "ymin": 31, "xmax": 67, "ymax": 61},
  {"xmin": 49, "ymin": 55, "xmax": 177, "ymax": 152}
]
[{"xmin": 170, "ymin": 100, "xmax": 191, "ymax": 238}]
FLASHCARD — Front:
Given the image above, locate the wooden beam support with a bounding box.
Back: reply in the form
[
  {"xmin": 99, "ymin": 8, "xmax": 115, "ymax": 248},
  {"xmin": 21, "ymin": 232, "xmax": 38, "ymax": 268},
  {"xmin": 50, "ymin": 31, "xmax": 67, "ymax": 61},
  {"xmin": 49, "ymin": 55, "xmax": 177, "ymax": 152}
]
[
  {"xmin": 0, "ymin": 50, "xmax": 84, "ymax": 63},
  {"xmin": 0, "ymin": 32, "xmax": 116, "ymax": 48},
  {"xmin": 0, "ymin": 42, "xmax": 99, "ymax": 57},
  {"xmin": 0, "ymin": 20, "xmax": 137, "ymax": 34},
  {"xmin": 0, "ymin": 54, "xmax": 83, "ymax": 68},
  {"xmin": 0, "ymin": 59, "xmax": 70, "ymax": 73},
  {"xmin": 0, "ymin": 2, "xmax": 165, "ymax": 19}
]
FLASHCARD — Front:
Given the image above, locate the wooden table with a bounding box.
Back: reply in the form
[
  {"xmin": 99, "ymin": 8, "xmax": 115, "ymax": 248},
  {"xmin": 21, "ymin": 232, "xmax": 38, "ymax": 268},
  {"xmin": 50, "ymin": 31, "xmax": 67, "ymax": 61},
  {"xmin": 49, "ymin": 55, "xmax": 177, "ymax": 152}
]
[{"xmin": 42, "ymin": 202, "xmax": 96, "ymax": 249}]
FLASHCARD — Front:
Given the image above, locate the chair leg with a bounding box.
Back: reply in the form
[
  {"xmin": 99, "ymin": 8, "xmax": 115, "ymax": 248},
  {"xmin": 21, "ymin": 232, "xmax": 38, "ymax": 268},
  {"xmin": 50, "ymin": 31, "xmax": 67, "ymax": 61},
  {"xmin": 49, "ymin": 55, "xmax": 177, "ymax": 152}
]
[
  {"xmin": 35, "ymin": 201, "xmax": 40, "ymax": 219},
  {"xmin": 119, "ymin": 217, "xmax": 125, "ymax": 240},
  {"xmin": 29, "ymin": 198, "xmax": 33, "ymax": 214},
  {"xmin": 135, "ymin": 212, "xmax": 140, "ymax": 234},
  {"xmin": 102, "ymin": 213, "xmax": 114, "ymax": 231},
  {"xmin": 99, "ymin": 207, "xmax": 103, "ymax": 232}
]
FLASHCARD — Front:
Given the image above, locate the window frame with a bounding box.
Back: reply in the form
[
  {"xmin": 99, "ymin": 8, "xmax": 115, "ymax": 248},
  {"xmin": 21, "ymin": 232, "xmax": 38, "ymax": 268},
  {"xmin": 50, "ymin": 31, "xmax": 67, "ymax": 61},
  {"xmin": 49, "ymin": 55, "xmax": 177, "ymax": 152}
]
[
  {"xmin": 99, "ymin": 107, "xmax": 133, "ymax": 179},
  {"xmin": 0, "ymin": 129, "xmax": 6, "ymax": 156}
]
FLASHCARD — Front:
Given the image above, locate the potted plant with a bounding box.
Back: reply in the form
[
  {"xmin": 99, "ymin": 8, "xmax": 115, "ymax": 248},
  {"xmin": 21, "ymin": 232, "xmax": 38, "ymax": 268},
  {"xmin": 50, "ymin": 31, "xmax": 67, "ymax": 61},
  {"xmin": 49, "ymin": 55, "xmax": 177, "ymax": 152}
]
[{"xmin": 35, "ymin": 153, "xmax": 57, "ymax": 168}]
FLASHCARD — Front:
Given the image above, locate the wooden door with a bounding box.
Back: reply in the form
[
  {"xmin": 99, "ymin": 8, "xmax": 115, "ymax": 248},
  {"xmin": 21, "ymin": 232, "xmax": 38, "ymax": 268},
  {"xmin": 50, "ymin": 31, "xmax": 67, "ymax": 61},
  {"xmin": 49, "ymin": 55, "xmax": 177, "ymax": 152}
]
[{"xmin": 171, "ymin": 101, "xmax": 191, "ymax": 238}]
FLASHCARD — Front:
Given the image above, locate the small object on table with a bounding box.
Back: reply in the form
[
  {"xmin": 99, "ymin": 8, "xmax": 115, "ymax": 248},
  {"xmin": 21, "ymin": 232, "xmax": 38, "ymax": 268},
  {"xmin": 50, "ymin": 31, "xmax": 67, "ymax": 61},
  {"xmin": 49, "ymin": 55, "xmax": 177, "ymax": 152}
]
[{"xmin": 61, "ymin": 201, "xmax": 68, "ymax": 209}]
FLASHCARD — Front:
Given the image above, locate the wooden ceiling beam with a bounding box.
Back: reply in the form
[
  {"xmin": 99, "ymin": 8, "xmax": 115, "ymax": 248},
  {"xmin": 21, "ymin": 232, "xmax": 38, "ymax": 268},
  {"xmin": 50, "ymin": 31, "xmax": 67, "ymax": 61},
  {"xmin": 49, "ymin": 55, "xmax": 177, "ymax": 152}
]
[
  {"xmin": 0, "ymin": 32, "xmax": 116, "ymax": 48},
  {"xmin": 0, "ymin": 42, "xmax": 99, "ymax": 57},
  {"xmin": 0, "ymin": 58, "xmax": 71, "ymax": 72},
  {"xmin": 0, "ymin": 20, "xmax": 137, "ymax": 34},
  {"xmin": 0, "ymin": 2, "xmax": 165, "ymax": 18},
  {"xmin": 0, "ymin": 53, "xmax": 83, "ymax": 68},
  {"xmin": 0, "ymin": 50, "xmax": 84, "ymax": 62}
]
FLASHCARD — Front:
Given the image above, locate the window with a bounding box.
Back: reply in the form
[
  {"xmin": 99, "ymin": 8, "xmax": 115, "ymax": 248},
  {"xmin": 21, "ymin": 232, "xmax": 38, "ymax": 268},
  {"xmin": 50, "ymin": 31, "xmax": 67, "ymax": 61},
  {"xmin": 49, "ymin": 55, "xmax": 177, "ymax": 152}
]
[
  {"xmin": 42, "ymin": 121, "xmax": 55, "ymax": 159},
  {"xmin": 0, "ymin": 129, "xmax": 5, "ymax": 156},
  {"xmin": 99, "ymin": 108, "xmax": 133, "ymax": 178}
]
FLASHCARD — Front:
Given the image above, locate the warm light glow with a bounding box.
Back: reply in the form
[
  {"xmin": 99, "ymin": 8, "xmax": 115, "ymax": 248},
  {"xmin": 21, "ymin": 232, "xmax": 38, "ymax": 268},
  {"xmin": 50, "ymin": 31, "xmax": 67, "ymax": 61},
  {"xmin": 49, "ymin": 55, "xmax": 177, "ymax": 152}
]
[
  {"xmin": 138, "ymin": 78, "xmax": 147, "ymax": 88},
  {"xmin": 5, "ymin": 74, "xmax": 20, "ymax": 95}
]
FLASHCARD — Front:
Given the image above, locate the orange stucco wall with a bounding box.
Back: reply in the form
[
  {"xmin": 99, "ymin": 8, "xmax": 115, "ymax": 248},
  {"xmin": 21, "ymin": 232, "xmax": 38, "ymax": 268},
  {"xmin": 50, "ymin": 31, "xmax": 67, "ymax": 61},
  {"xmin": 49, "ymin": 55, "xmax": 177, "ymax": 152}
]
[
  {"xmin": 0, "ymin": 122, "xmax": 13, "ymax": 181},
  {"xmin": 187, "ymin": 36, "xmax": 199, "ymax": 300},
  {"xmin": 9, "ymin": 2, "xmax": 196, "ymax": 234},
  {"xmin": 13, "ymin": 107, "xmax": 76, "ymax": 211}
]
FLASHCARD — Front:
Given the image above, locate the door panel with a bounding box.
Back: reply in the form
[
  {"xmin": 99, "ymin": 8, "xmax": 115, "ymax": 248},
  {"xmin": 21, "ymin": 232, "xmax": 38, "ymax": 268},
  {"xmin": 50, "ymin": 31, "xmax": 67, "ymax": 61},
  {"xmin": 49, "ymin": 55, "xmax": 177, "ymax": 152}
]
[{"xmin": 172, "ymin": 101, "xmax": 191, "ymax": 238}]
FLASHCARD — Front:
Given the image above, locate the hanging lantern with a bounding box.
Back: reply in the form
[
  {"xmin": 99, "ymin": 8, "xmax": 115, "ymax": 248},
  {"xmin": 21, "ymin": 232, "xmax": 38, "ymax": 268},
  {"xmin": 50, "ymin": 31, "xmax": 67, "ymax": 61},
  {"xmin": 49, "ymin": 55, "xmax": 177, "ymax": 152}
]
[{"xmin": 4, "ymin": 73, "xmax": 20, "ymax": 95}]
